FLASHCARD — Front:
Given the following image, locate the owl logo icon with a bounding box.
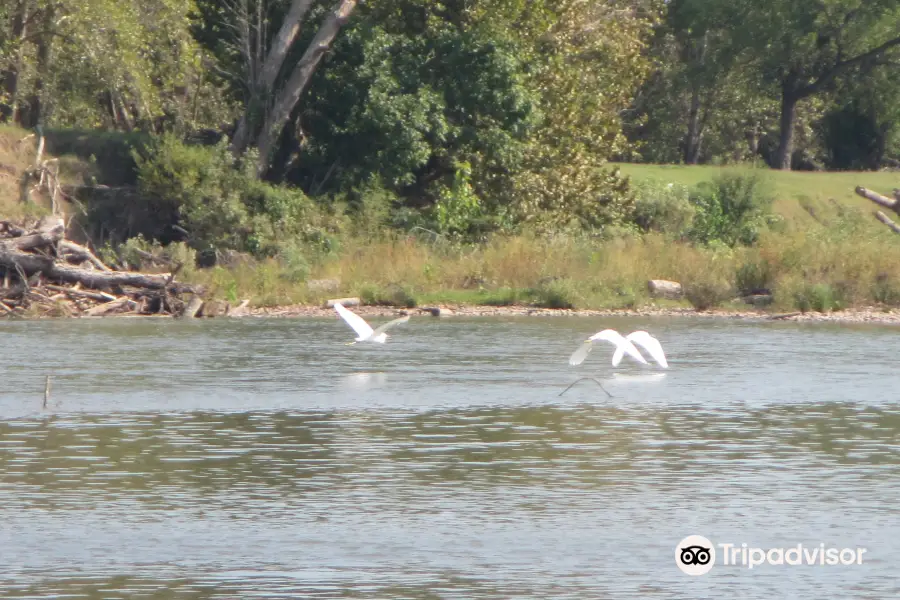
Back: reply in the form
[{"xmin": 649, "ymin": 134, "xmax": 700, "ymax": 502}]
[{"xmin": 675, "ymin": 535, "xmax": 716, "ymax": 575}]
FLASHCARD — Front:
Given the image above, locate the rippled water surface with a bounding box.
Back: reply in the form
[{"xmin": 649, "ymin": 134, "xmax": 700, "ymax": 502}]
[{"xmin": 0, "ymin": 315, "xmax": 899, "ymax": 598}]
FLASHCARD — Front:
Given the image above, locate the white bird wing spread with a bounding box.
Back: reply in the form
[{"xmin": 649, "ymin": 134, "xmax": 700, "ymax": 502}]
[
  {"xmin": 568, "ymin": 340, "xmax": 593, "ymax": 366},
  {"xmin": 570, "ymin": 329, "xmax": 648, "ymax": 367},
  {"xmin": 334, "ymin": 303, "xmax": 374, "ymax": 339},
  {"xmin": 370, "ymin": 314, "xmax": 410, "ymax": 337},
  {"xmin": 590, "ymin": 329, "xmax": 648, "ymax": 365},
  {"xmin": 615, "ymin": 330, "xmax": 668, "ymax": 368}
]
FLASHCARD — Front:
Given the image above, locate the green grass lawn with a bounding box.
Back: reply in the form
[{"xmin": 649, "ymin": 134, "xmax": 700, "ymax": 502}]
[{"xmin": 610, "ymin": 162, "xmax": 900, "ymax": 230}]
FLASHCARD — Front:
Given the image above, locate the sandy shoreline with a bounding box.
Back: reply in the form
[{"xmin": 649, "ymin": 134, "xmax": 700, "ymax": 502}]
[{"xmin": 241, "ymin": 303, "xmax": 900, "ymax": 325}]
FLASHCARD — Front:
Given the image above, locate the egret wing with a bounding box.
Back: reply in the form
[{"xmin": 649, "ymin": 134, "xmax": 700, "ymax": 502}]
[
  {"xmin": 568, "ymin": 340, "xmax": 594, "ymax": 366},
  {"xmin": 334, "ymin": 303, "xmax": 374, "ymax": 338},
  {"xmin": 611, "ymin": 346, "xmax": 626, "ymax": 367},
  {"xmin": 591, "ymin": 329, "xmax": 648, "ymax": 365},
  {"xmin": 626, "ymin": 331, "xmax": 668, "ymax": 368},
  {"xmin": 370, "ymin": 314, "xmax": 410, "ymax": 338},
  {"xmin": 625, "ymin": 331, "xmax": 669, "ymax": 369}
]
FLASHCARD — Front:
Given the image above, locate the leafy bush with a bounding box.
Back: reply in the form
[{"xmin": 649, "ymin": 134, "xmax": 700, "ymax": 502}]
[
  {"xmin": 125, "ymin": 135, "xmax": 343, "ymax": 265},
  {"xmin": 630, "ymin": 179, "xmax": 695, "ymax": 236},
  {"xmin": 360, "ymin": 284, "xmax": 417, "ymax": 308},
  {"xmin": 133, "ymin": 135, "xmax": 250, "ymax": 254},
  {"xmin": 794, "ymin": 283, "xmax": 846, "ymax": 313},
  {"xmin": 242, "ymin": 177, "xmax": 343, "ymax": 258},
  {"xmin": 276, "ymin": 243, "xmax": 311, "ymax": 284},
  {"xmin": 734, "ymin": 258, "xmax": 774, "ymax": 296},
  {"xmin": 684, "ymin": 278, "xmax": 732, "ymax": 311},
  {"xmin": 687, "ymin": 171, "xmax": 775, "ymax": 247},
  {"xmin": 528, "ymin": 279, "xmax": 577, "ymax": 309},
  {"xmin": 873, "ymin": 273, "xmax": 900, "ymax": 306},
  {"xmin": 509, "ymin": 165, "xmax": 637, "ymax": 235},
  {"xmin": 108, "ymin": 234, "xmax": 197, "ymax": 275},
  {"xmin": 338, "ymin": 176, "xmax": 397, "ymax": 238}
]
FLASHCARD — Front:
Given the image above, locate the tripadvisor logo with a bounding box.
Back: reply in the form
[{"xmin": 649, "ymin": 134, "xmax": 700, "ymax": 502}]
[
  {"xmin": 675, "ymin": 535, "xmax": 715, "ymax": 576},
  {"xmin": 675, "ymin": 535, "xmax": 868, "ymax": 575}
]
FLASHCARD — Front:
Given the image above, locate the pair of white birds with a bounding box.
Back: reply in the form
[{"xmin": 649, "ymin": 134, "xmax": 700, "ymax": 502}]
[
  {"xmin": 333, "ymin": 302, "xmax": 669, "ymax": 369},
  {"xmin": 567, "ymin": 329, "xmax": 668, "ymax": 369}
]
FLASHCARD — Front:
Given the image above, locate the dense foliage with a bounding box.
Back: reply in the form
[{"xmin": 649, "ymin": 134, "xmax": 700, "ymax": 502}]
[{"xmin": 1, "ymin": 0, "xmax": 899, "ymax": 262}]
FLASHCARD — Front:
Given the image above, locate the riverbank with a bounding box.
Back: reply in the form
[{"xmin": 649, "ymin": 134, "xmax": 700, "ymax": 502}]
[
  {"xmin": 3, "ymin": 126, "xmax": 900, "ymax": 325},
  {"xmin": 242, "ymin": 302, "xmax": 900, "ymax": 324}
]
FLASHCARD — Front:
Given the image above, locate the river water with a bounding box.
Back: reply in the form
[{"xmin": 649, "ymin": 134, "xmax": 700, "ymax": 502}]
[{"xmin": 0, "ymin": 315, "xmax": 898, "ymax": 598}]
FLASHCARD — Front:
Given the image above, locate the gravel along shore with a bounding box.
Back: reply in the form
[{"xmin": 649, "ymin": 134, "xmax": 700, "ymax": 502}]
[{"xmin": 242, "ymin": 303, "xmax": 900, "ymax": 325}]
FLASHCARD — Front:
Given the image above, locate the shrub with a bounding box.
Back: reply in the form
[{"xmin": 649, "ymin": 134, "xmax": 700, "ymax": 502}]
[
  {"xmin": 508, "ymin": 165, "xmax": 636, "ymax": 235},
  {"xmin": 338, "ymin": 176, "xmax": 397, "ymax": 238},
  {"xmin": 734, "ymin": 258, "xmax": 774, "ymax": 296},
  {"xmin": 111, "ymin": 234, "xmax": 197, "ymax": 276},
  {"xmin": 482, "ymin": 288, "xmax": 522, "ymax": 306},
  {"xmin": 794, "ymin": 283, "xmax": 846, "ymax": 313},
  {"xmin": 360, "ymin": 284, "xmax": 417, "ymax": 308},
  {"xmin": 242, "ymin": 179, "xmax": 343, "ymax": 258},
  {"xmin": 683, "ymin": 277, "xmax": 732, "ymax": 311},
  {"xmin": 873, "ymin": 273, "xmax": 900, "ymax": 306},
  {"xmin": 276, "ymin": 243, "xmax": 311, "ymax": 284},
  {"xmin": 687, "ymin": 171, "xmax": 774, "ymax": 247},
  {"xmin": 133, "ymin": 135, "xmax": 250, "ymax": 254},
  {"xmin": 630, "ymin": 179, "xmax": 695, "ymax": 237},
  {"xmin": 528, "ymin": 279, "xmax": 577, "ymax": 309},
  {"xmin": 126, "ymin": 134, "xmax": 345, "ymax": 265}
]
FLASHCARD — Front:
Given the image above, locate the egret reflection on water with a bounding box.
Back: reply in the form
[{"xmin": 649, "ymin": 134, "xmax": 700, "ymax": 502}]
[
  {"xmin": 558, "ymin": 377, "xmax": 614, "ymax": 398},
  {"xmin": 342, "ymin": 372, "xmax": 389, "ymax": 390},
  {"xmin": 612, "ymin": 372, "xmax": 667, "ymax": 383}
]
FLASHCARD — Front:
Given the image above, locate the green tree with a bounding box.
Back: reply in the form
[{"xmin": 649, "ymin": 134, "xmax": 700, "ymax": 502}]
[
  {"xmin": 288, "ymin": 2, "xmax": 541, "ymax": 233},
  {"xmin": 474, "ymin": 0, "xmax": 657, "ymax": 230},
  {"xmin": 821, "ymin": 65, "xmax": 900, "ymax": 169},
  {"xmin": 0, "ymin": 0, "xmax": 233, "ymax": 131},
  {"xmin": 719, "ymin": 0, "xmax": 900, "ymax": 170},
  {"xmin": 196, "ymin": 0, "xmax": 360, "ymax": 176}
]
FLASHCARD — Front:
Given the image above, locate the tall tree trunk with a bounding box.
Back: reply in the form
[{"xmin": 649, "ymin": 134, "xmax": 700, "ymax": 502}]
[
  {"xmin": 25, "ymin": 8, "xmax": 55, "ymax": 129},
  {"xmin": 255, "ymin": 0, "xmax": 358, "ymax": 177},
  {"xmin": 1, "ymin": 0, "xmax": 29, "ymax": 124},
  {"xmin": 681, "ymin": 33, "xmax": 707, "ymax": 165},
  {"xmin": 775, "ymin": 86, "xmax": 799, "ymax": 170},
  {"xmin": 683, "ymin": 87, "xmax": 703, "ymax": 164},
  {"xmin": 231, "ymin": 0, "xmax": 317, "ymax": 155}
]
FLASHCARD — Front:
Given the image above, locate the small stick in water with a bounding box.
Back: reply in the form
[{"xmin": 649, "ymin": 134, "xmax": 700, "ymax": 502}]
[
  {"xmin": 558, "ymin": 377, "xmax": 613, "ymax": 398},
  {"xmin": 43, "ymin": 375, "xmax": 51, "ymax": 408}
]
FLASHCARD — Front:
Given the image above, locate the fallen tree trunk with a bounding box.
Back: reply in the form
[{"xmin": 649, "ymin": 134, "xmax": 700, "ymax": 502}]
[
  {"xmin": 7, "ymin": 217, "xmax": 66, "ymax": 251},
  {"xmin": 854, "ymin": 186, "xmax": 900, "ymax": 234},
  {"xmin": 0, "ymin": 245, "xmax": 190, "ymax": 290},
  {"xmin": 875, "ymin": 210, "xmax": 900, "ymax": 234},
  {"xmin": 59, "ymin": 241, "xmax": 112, "ymax": 271},
  {"xmin": 855, "ymin": 186, "xmax": 898, "ymax": 211},
  {"xmin": 0, "ymin": 216, "xmax": 205, "ymax": 318}
]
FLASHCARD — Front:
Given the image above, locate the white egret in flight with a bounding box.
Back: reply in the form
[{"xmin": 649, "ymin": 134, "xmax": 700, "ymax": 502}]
[
  {"xmin": 611, "ymin": 331, "xmax": 668, "ymax": 368},
  {"xmin": 569, "ymin": 329, "xmax": 668, "ymax": 368},
  {"xmin": 561, "ymin": 329, "xmax": 668, "ymax": 397},
  {"xmin": 568, "ymin": 329, "xmax": 649, "ymax": 367},
  {"xmin": 333, "ymin": 302, "xmax": 410, "ymax": 344}
]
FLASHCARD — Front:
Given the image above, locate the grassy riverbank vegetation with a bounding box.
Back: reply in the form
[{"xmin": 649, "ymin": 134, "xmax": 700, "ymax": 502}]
[
  {"xmin": 1, "ymin": 0, "xmax": 899, "ymax": 316},
  {"xmin": 2, "ymin": 124, "xmax": 900, "ymax": 314}
]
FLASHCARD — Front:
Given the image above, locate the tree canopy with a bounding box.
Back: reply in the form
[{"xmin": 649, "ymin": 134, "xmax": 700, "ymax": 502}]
[{"xmin": 1, "ymin": 0, "xmax": 899, "ymax": 254}]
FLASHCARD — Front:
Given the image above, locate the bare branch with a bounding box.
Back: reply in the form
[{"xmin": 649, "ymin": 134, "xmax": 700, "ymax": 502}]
[{"xmin": 255, "ymin": 0, "xmax": 359, "ymax": 175}]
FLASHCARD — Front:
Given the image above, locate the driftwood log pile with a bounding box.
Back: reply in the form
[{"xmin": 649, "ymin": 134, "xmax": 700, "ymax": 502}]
[
  {"xmin": 855, "ymin": 186, "xmax": 900, "ymax": 234},
  {"xmin": 0, "ymin": 216, "xmax": 215, "ymax": 318}
]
